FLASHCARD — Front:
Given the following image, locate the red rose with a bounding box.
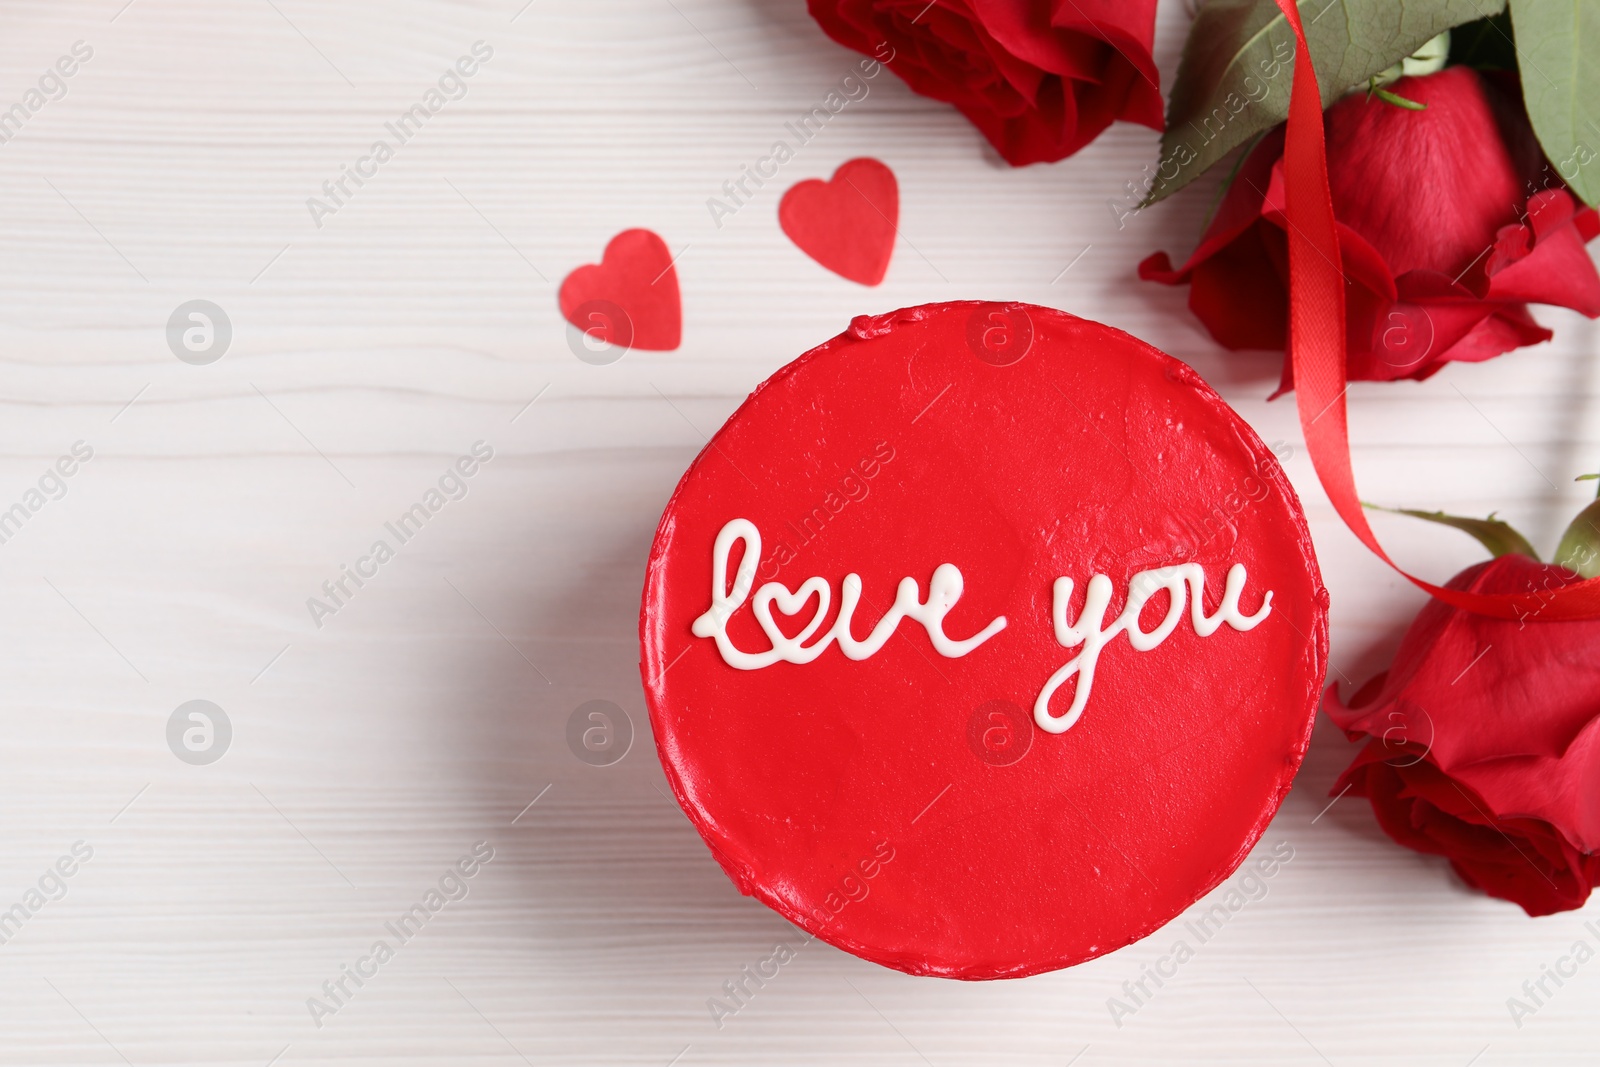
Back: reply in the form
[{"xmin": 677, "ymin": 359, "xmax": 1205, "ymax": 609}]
[
  {"xmin": 1140, "ymin": 66, "xmax": 1600, "ymax": 393},
  {"xmin": 1326, "ymin": 553, "xmax": 1600, "ymax": 915},
  {"xmin": 805, "ymin": 0, "xmax": 1162, "ymax": 166}
]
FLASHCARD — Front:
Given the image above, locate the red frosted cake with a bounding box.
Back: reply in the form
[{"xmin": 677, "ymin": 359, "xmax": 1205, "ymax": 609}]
[{"xmin": 640, "ymin": 301, "xmax": 1328, "ymax": 979}]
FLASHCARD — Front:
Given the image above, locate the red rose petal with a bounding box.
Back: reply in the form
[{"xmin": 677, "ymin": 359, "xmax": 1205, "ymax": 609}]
[
  {"xmin": 1485, "ymin": 191, "xmax": 1600, "ymax": 316},
  {"xmin": 1186, "ymin": 227, "xmax": 1289, "ymax": 350},
  {"xmin": 1432, "ymin": 309, "xmax": 1552, "ymax": 365}
]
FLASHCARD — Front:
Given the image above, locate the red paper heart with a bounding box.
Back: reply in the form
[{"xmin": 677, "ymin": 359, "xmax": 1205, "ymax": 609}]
[
  {"xmin": 779, "ymin": 158, "xmax": 898, "ymax": 286},
  {"xmin": 559, "ymin": 228, "xmax": 681, "ymax": 351}
]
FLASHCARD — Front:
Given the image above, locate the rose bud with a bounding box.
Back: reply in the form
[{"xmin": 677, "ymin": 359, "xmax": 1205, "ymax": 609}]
[
  {"xmin": 805, "ymin": 0, "xmax": 1162, "ymax": 166},
  {"xmin": 1141, "ymin": 66, "xmax": 1600, "ymax": 393},
  {"xmin": 1325, "ymin": 507, "xmax": 1600, "ymax": 916}
]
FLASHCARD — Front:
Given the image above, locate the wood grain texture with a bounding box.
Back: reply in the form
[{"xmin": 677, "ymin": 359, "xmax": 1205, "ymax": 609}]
[{"xmin": 0, "ymin": 1, "xmax": 1597, "ymax": 1063}]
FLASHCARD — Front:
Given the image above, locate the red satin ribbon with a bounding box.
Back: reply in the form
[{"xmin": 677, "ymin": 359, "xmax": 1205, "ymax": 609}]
[{"xmin": 1272, "ymin": 0, "xmax": 1600, "ymax": 620}]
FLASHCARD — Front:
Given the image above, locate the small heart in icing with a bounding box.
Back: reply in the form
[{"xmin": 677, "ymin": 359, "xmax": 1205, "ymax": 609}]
[{"xmin": 752, "ymin": 577, "xmax": 832, "ymax": 663}]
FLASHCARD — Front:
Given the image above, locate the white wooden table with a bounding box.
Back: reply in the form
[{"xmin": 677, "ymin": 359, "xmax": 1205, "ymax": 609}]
[{"xmin": 1, "ymin": 1, "xmax": 1596, "ymax": 1063}]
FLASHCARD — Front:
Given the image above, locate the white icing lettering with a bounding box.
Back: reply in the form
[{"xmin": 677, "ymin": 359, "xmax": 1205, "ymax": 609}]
[
  {"xmin": 1034, "ymin": 563, "xmax": 1272, "ymax": 734},
  {"xmin": 692, "ymin": 518, "xmax": 1006, "ymax": 669}
]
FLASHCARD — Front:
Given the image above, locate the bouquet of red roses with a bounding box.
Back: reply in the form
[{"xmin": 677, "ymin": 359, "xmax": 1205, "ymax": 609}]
[
  {"xmin": 1141, "ymin": 1, "xmax": 1600, "ymax": 915},
  {"xmin": 801, "ymin": 0, "xmax": 1600, "ymax": 916}
]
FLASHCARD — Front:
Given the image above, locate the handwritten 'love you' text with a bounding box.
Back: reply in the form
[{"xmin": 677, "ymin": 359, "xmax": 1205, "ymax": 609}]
[
  {"xmin": 691, "ymin": 519, "xmax": 1007, "ymax": 668},
  {"xmin": 689, "ymin": 519, "xmax": 1274, "ymax": 737}
]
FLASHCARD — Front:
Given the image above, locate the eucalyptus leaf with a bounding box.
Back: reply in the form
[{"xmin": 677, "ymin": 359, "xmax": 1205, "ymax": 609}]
[
  {"xmin": 1369, "ymin": 504, "xmax": 1539, "ymax": 561},
  {"xmin": 1508, "ymin": 0, "xmax": 1600, "ymax": 206},
  {"xmin": 1148, "ymin": 0, "xmax": 1505, "ymax": 206},
  {"xmin": 1554, "ymin": 499, "xmax": 1600, "ymax": 577}
]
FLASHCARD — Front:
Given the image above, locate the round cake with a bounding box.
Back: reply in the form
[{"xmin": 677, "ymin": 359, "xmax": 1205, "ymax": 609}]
[{"xmin": 640, "ymin": 301, "xmax": 1328, "ymax": 979}]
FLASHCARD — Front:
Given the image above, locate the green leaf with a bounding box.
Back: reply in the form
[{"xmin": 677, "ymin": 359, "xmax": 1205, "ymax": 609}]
[
  {"xmin": 1508, "ymin": 0, "xmax": 1600, "ymax": 207},
  {"xmin": 1555, "ymin": 499, "xmax": 1600, "ymax": 577},
  {"xmin": 1367, "ymin": 504, "xmax": 1539, "ymax": 560},
  {"xmin": 1149, "ymin": 0, "xmax": 1505, "ymax": 206}
]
